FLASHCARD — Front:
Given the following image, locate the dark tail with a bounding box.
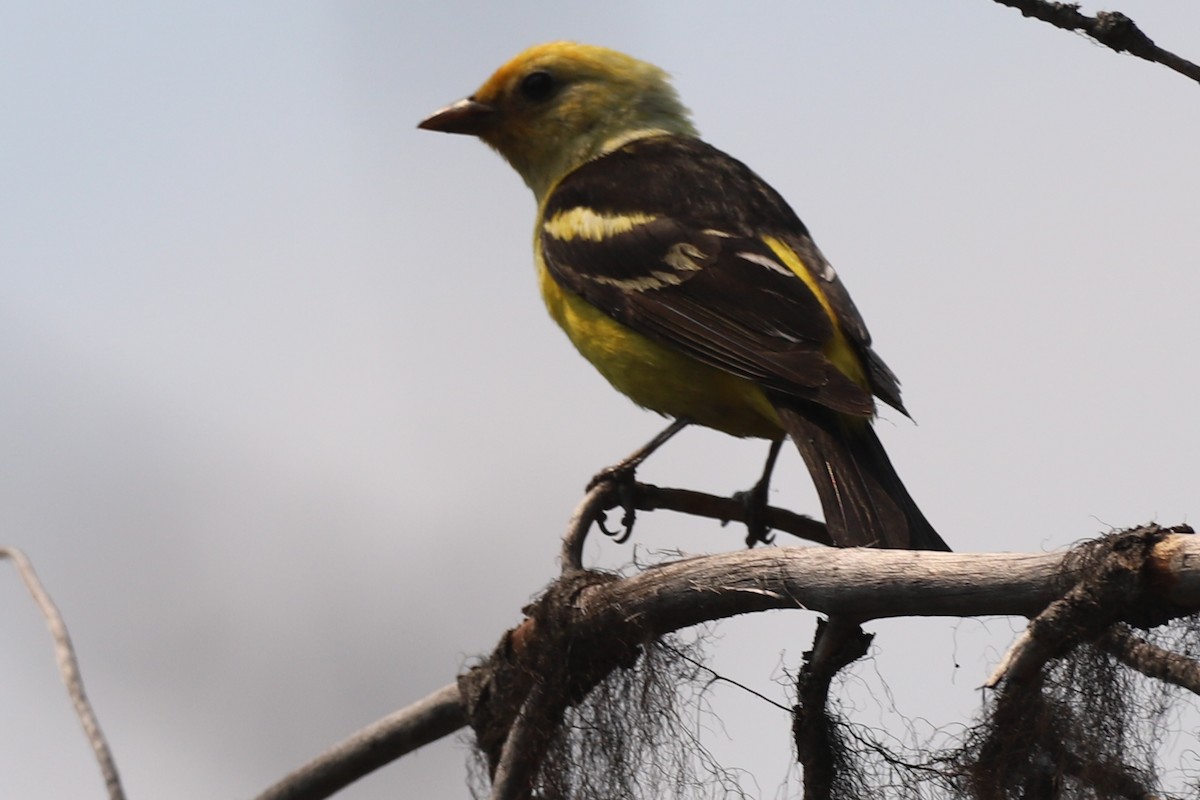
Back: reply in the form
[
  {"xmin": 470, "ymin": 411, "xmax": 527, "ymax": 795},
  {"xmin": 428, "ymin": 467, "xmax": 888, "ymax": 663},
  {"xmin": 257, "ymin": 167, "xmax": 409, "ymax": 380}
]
[{"xmin": 776, "ymin": 407, "xmax": 950, "ymax": 551}]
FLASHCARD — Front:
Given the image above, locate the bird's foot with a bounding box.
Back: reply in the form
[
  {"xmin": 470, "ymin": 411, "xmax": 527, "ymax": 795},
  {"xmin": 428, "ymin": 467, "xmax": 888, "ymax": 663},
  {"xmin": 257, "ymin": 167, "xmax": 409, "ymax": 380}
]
[
  {"xmin": 585, "ymin": 419, "xmax": 691, "ymax": 544},
  {"xmin": 587, "ymin": 462, "xmax": 639, "ymax": 544},
  {"xmin": 734, "ymin": 480, "xmax": 775, "ymax": 548}
]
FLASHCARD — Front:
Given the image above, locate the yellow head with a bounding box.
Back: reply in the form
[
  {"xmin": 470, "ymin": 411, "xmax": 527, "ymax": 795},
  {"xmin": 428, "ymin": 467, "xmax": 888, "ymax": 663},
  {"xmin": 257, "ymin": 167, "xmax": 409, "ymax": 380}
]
[{"xmin": 419, "ymin": 42, "xmax": 697, "ymax": 201}]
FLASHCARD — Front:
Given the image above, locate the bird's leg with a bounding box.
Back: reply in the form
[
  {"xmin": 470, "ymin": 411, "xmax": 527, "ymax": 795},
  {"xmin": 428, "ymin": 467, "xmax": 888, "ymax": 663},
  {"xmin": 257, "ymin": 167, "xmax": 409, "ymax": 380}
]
[
  {"xmin": 587, "ymin": 418, "xmax": 690, "ymax": 490},
  {"xmin": 736, "ymin": 438, "xmax": 784, "ymax": 547},
  {"xmin": 588, "ymin": 418, "xmax": 690, "ymax": 543}
]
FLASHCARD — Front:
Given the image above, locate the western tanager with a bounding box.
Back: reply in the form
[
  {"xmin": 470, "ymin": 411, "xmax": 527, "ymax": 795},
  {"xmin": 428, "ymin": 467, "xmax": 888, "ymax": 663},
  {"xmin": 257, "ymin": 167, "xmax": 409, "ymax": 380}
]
[{"xmin": 419, "ymin": 42, "xmax": 948, "ymax": 551}]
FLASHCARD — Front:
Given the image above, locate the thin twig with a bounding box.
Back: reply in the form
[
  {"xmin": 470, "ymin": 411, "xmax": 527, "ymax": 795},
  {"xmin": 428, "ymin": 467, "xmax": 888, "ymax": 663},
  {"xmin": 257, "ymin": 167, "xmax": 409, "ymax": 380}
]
[
  {"xmin": 561, "ymin": 479, "xmax": 833, "ymax": 573},
  {"xmin": 637, "ymin": 483, "xmax": 832, "ymax": 546},
  {"xmin": 992, "ymin": 0, "xmax": 1200, "ymax": 84},
  {"xmin": 1, "ymin": 546, "xmax": 125, "ymax": 800},
  {"xmin": 560, "ymin": 482, "xmax": 616, "ymax": 574}
]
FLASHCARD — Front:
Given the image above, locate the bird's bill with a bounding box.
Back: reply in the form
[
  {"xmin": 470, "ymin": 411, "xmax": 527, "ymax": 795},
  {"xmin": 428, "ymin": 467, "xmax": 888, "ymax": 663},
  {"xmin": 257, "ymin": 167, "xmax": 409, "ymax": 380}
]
[{"xmin": 418, "ymin": 98, "xmax": 494, "ymax": 135}]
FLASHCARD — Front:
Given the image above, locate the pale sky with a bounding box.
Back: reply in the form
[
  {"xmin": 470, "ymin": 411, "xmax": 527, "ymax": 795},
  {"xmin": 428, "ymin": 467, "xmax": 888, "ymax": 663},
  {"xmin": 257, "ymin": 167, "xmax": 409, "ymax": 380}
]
[{"xmin": 3, "ymin": 2, "xmax": 1198, "ymax": 798}]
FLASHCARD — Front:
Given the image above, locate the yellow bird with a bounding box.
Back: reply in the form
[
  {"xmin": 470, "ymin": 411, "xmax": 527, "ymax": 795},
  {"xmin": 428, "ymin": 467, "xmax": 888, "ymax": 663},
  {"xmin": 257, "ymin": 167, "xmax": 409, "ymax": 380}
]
[{"xmin": 419, "ymin": 42, "xmax": 948, "ymax": 551}]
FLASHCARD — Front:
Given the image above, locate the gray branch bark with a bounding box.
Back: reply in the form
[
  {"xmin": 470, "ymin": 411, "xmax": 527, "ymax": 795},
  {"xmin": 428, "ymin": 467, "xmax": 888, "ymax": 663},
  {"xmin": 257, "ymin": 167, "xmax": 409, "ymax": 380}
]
[{"xmin": 256, "ymin": 531, "xmax": 1200, "ymax": 800}]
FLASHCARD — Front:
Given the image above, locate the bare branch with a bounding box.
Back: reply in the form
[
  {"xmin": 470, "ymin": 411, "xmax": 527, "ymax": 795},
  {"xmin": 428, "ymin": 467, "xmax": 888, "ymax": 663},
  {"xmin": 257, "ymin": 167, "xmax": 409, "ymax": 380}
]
[
  {"xmin": 260, "ymin": 530, "xmax": 1200, "ymax": 800},
  {"xmin": 985, "ymin": 627, "xmax": 1038, "ymax": 689},
  {"xmin": 1099, "ymin": 625, "xmax": 1200, "ymax": 696},
  {"xmin": 992, "ymin": 0, "xmax": 1200, "ymax": 84},
  {"xmin": 1, "ymin": 546, "xmax": 125, "ymax": 800},
  {"xmin": 253, "ymin": 683, "xmax": 464, "ymax": 800},
  {"xmin": 794, "ymin": 617, "xmax": 873, "ymax": 800},
  {"xmin": 985, "ymin": 527, "xmax": 1184, "ymax": 688},
  {"xmin": 489, "ymin": 685, "xmax": 553, "ymax": 800},
  {"xmin": 578, "ymin": 545, "xmax": 1072, "ymax": 629}
]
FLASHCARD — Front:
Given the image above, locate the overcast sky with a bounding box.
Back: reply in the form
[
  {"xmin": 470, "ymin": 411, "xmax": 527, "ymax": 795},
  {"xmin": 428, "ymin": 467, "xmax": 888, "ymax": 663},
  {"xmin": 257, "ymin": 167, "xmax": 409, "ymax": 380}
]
[{"xmin": 3, "ymin": 2, "xmax": 1199, "ymax": 798}]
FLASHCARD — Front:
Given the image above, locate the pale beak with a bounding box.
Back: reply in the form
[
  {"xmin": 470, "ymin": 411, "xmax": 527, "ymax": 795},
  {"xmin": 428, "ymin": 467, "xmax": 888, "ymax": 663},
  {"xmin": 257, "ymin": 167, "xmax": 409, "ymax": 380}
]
[{"xmin": 418, "ymin": 98, "xmax": 495, "ymax": 136}]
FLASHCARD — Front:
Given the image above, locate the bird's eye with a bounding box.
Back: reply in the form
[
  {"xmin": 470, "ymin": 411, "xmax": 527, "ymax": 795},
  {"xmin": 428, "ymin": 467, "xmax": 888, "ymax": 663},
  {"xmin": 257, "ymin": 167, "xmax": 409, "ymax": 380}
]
[{"xmin": 518, "ymin": 70, "xmax": 556, "ymax": 102}]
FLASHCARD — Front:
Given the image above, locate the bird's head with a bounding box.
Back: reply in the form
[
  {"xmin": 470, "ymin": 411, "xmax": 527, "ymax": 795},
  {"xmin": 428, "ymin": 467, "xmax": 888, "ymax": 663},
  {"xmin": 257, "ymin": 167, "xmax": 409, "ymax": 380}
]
[{"xmin": 419, "ymin": 42, "xmax": 696, "ymax": 201}]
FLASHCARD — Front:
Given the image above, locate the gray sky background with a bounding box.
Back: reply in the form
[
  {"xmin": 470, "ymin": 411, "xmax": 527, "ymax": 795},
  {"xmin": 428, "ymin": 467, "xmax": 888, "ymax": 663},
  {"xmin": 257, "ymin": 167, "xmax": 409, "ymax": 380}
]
[{"xmin": 3, "ymin": 2, "xmax": 1198, "ymax": 798}]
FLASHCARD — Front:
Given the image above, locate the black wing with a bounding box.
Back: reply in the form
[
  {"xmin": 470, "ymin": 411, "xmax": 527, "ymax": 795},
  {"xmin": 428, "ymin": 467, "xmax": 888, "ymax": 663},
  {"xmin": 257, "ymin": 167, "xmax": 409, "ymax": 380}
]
[{"xmin": 540, "ymin": 135, "xmax": 905, "ymax": 417}]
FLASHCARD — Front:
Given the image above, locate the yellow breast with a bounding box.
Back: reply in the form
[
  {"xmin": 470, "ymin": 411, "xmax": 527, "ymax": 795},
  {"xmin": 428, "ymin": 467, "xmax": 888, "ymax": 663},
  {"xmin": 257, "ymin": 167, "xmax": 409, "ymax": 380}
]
[{"xmin": 535, "ymin": 247, "xmax": 784, "ymax": 440}]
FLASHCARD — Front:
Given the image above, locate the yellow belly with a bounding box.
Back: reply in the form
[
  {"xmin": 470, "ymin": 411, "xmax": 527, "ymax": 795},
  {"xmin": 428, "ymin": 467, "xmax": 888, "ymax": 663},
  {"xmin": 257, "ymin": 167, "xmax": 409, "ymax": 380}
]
[{"xmin": 537, "ymin": 256, "xmax": 784, "ymax": 439}]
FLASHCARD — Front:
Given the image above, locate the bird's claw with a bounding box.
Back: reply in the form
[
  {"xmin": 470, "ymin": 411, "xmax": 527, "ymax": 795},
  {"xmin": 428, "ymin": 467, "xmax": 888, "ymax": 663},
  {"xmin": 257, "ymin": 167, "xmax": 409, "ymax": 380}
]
[
  {"xmin": 734, "ymin": 485, "xmax": 775, "ymax": 548},
  {"xmin": 588, "ymin": 463, "xmax": 639, "ymax": 543}
]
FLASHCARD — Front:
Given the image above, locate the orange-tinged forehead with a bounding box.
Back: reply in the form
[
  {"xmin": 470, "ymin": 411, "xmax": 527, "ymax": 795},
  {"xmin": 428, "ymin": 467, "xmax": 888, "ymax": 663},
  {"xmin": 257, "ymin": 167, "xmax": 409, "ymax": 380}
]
[
  {"xmin": 471, "ymin": 41, "xmax": 652, "ymax": 104},
  {"xmin": 471, "ymin": 55, "xmax": 523, "ymax": 104}
]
